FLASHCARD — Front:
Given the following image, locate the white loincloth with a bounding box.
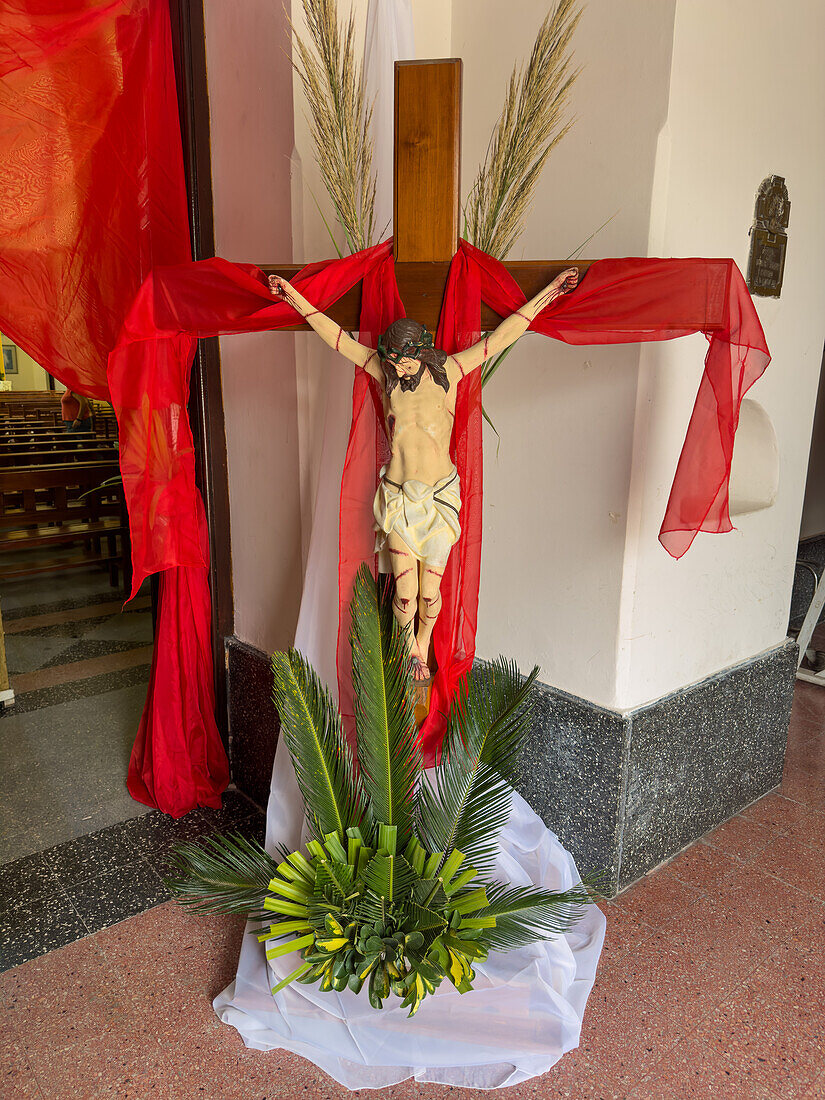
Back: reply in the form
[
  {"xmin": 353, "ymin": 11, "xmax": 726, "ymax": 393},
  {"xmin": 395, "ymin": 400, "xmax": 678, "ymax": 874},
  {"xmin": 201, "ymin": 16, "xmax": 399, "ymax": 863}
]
[{"xmin": 373, "ymin": 465, "xmax": 461, "ymax": 570}]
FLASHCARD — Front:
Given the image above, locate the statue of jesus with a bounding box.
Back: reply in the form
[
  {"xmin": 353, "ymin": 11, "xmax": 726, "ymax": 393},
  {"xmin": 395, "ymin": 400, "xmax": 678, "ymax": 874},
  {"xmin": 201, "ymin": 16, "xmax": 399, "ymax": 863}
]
[{"xmin": 269, "ymin": 267, "xmax": 579, "ymax": 680}]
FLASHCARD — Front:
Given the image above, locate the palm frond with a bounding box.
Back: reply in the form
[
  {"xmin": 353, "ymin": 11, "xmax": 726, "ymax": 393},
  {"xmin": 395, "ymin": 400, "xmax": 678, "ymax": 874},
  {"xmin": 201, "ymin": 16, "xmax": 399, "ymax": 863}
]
[
  {"xmin": 418, "ymin": 659, "xmax": 538, "ymax": 876},
  {"xmin": 272, "ymin": 649, "xmax": 366, "ymax": 841},
  {"xmin": 350, "ymin": 564, "xmax": 421, "ymax": 848},
  {"xmin": 163, "ymin": 832, "xmax": 277, "ymax": 917},
  {"xmin": 291, "ymin": 0, "xmax": 376, "ymax": 253},
  {"xmin": 363, "ymin": 853, "xmax": 416, "ymax": 903},
  {"xmin": 314, "ymin": 859, "xmax": 356, "ymax": 900},
  {"xmin": 475, "ymin": 881, "xmax": 596, "ymax": 951},
  {"xmin": 164, "ymin": 569, "xmax": 601, "ymax": 1016},
  {"xmin": 464, "ymin": 0, "xmax": 582, "ymax": 260}
]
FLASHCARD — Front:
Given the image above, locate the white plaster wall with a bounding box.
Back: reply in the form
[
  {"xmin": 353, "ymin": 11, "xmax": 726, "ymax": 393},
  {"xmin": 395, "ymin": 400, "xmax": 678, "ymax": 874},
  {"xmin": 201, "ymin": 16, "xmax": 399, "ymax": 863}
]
[
  {"xmin": 616, "ymin": 0, "xmax": 825, "ymax": 709},
  {"xmin": 452, "ymin": 0, "xmax": 676, "ymax": 705},
  {"xmin": 203, "ymin": 0, "xmax": 303, "ymax": 653}
]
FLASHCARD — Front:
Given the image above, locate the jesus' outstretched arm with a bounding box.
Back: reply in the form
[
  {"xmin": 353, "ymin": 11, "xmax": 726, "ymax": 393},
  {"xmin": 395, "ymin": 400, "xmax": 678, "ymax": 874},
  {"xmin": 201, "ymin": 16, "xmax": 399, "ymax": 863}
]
[
  {"xmin": 448, "ymin": 267, "xmax": 579, "ymax": 378},
  {"xmin": 268, "ymin": 275, "xmax": 383, "ymax": 380}
]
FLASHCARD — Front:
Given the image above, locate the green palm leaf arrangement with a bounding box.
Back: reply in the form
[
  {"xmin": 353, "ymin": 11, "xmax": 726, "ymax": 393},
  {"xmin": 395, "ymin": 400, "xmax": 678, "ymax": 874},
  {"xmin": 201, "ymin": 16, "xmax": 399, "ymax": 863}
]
[{"xmin": 164, "ymin": 566, "xmax": 599, "ymax": 1017}]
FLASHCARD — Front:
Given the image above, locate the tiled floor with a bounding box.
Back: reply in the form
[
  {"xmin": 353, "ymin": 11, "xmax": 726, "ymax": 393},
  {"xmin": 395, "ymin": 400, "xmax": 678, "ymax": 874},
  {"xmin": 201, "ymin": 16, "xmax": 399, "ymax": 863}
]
[
  {"xmin": 1, "ymin": 679, "xmax": 823, "ymax": 1098},
  {"xmin": 0, "ymin": 790, "xmax": 265, "ymax": 972},
  {"xmin": 1, "ymin": 564, "xmax": 155, "ymax": 859}
]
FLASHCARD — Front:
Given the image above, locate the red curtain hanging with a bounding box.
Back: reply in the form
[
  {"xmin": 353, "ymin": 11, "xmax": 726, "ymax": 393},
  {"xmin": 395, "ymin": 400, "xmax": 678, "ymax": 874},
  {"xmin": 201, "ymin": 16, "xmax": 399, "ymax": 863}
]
[
  {"xmin": 112, "ymin": 243, "xmax": 769, "ymax": 767},
  {"xmin": 0, "ymin": 0, "xmax": 192, "ymax": 393},
  {"xmin": 0, "ymin": 0, "xmax": 229, "ymax": 816}
]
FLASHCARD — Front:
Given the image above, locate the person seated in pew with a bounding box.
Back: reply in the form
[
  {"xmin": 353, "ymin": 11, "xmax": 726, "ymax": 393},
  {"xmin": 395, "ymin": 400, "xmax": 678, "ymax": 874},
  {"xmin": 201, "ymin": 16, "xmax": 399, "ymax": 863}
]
[{"xmin": 61, "ymin": 390, "xmax": 91, "ymax": 432}]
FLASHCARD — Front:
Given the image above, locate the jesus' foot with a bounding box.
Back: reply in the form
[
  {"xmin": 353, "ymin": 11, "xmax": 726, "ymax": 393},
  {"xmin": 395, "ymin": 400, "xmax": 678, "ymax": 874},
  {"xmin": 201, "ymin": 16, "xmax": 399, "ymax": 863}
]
[{"xmin": 410, "ymin": 654, "xmax": 431, "ymax": 682}]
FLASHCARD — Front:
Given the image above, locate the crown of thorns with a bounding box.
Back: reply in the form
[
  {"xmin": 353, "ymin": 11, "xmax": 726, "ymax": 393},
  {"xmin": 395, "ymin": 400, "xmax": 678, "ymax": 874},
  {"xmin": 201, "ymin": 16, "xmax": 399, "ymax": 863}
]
[{"xmin": 377, "ymin": 329, "xmax": 434, "ymax": 365}]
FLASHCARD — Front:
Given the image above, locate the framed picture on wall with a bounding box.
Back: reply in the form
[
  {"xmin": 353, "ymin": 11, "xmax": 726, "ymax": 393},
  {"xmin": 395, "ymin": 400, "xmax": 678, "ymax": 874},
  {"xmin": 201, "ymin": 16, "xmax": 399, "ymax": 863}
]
[{"xmin": 2, "ymin": 345, "xmax": 18, "ymax": 375}]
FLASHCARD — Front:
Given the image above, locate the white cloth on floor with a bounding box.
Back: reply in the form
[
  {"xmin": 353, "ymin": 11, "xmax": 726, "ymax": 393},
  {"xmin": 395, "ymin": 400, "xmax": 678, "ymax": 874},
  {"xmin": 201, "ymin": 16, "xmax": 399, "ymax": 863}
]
[{"xmin": 213, "ymin": 779, "xmax": 606, "ymax": 1091}]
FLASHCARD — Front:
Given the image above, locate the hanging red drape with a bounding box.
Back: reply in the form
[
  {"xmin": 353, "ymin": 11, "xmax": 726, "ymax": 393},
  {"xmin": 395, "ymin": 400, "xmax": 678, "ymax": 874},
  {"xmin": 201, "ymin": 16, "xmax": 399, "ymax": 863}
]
[
  {"xmin": 0, "ymin": 0, "xmax": 192, "ymax": 394},
  {"xmin": 112, "ymin": 241, "xmax": 768, "ymax": 768},
  {"xmin": 0, "ymin": 0, "xmax": 229, "ymax": 816}
]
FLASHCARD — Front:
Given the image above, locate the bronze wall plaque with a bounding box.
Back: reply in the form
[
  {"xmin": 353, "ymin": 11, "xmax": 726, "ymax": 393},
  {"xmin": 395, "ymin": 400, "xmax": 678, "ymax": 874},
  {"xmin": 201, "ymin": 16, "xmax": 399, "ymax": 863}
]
[{"xmin": 747, "ymin": 175, "xmax": 790, "ymax": 298}]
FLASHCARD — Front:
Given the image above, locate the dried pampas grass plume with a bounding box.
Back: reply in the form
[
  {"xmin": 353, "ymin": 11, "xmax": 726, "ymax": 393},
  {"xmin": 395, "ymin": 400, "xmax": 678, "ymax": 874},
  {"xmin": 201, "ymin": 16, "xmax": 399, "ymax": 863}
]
[
  {"xmin": 291, "ymin": 0, "xmax": 376, "ymax": 254},
  {"xmin": 465, "ymin": 0, "xmax": 583, "ymax": 260}
]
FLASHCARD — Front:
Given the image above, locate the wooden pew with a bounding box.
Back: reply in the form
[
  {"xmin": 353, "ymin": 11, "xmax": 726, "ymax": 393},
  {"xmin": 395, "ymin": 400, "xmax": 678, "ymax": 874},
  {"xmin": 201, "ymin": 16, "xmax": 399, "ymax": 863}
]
[
  {"xmin": 0, "ymin": 446, "xmax": 118, "ymax": 467},
  {"xmin": 0, "ymin": 425, "xmax": 115, "ymax": 443},
  {"xmin": 0, "ymin": 409, "xmax": 118, "ymax": 438},
  {"xmin": 0, "ymin": 461, "xmax": 129, "ymax": 590},
  {"xmin": 1, "ymin": 437, "xmax": 109, "ymax": 456}
]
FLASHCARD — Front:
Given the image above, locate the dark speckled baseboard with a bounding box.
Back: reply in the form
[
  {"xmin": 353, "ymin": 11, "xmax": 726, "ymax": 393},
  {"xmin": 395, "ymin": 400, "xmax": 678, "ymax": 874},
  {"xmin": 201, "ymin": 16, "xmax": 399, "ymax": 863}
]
[
  {"xmin": 514, "ymin": 639, "xmax": 797, "ymax": 896},
  {"xmin": 226, "ymin": 637, "xmax": 280, "ymax": 810}
]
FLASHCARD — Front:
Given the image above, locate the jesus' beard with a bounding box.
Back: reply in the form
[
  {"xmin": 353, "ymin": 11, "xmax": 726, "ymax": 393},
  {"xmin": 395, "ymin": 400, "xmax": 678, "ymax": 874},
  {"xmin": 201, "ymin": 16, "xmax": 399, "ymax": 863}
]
[{"xmin": 384, "ymin": 358, "xmax": 450, "ymax": 395}]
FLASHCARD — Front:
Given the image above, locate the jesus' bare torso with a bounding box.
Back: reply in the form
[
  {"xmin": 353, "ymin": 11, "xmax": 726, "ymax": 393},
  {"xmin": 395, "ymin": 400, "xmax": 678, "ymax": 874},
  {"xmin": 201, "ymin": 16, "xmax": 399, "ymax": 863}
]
[{"xmin": 270, "ymin": 267, "xmax": 579, "ymax": 679}]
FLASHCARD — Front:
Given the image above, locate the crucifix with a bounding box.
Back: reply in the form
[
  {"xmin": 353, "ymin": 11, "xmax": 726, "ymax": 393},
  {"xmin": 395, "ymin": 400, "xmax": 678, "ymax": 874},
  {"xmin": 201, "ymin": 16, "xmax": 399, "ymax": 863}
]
[{"xmin": 263, "ymin": 59, "xmax": 586, "ymax": 690}]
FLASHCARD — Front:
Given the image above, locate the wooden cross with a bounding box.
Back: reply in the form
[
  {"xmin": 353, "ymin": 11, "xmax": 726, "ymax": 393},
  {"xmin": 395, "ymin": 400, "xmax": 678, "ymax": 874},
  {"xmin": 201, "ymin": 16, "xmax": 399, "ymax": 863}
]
[{"xmin": 262, "ymin": 58, "xmax": 591, "ymax": 331}]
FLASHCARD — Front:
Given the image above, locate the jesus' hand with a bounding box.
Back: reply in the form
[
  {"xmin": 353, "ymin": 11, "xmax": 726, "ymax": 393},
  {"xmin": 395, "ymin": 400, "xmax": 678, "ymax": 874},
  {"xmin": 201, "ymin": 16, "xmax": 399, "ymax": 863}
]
[
  {"xmin": 268, "ymin": 274, "xmax": 295, "ymax": 304},
  {"xmin": 527, "ymin": 267, "xmax": 579, "ymax": 318},
  {"xmin": 266, "ymin": 274, "xmax": 380, "ymax": 378},
  {"xmin": 448, "ymin": 266, "xmax": 580, "ymax": 377}
]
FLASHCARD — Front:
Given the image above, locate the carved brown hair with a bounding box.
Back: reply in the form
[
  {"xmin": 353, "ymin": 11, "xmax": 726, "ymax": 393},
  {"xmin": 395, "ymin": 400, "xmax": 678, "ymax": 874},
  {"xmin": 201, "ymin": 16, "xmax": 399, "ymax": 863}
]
[{"xmin": 378, "ymin": 319, "xmax": 449, "ymax": 394}]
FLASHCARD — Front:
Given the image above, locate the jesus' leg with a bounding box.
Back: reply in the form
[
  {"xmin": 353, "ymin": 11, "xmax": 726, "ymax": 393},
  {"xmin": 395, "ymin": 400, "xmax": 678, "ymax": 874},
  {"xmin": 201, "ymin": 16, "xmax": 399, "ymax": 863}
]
[
  {"xmin": 413, "ymin": 562, "xmax": 445, "ymax": 680},
  {"xmin": 386, "ymin": 532, "xmax": 421, "ymax": 672}
]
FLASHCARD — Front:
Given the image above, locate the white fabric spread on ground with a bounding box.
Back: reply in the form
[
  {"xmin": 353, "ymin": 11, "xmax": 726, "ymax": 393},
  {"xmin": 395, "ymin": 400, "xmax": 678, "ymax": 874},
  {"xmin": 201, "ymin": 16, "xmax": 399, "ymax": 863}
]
[{"xmin": 214, "ymin": 780, "xmax": 605, "ymax": 1090}]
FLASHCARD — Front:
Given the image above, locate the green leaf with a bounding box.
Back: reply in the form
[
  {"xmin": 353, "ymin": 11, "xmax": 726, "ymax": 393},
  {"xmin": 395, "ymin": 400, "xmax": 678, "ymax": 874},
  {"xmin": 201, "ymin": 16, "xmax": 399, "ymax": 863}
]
[
  {"xmin": 266, "ymin": 933, "xmax": 315, "ymax": 960},
  {"xmin": 474, "ymin": 881, "xmax": 596, "ymax": 951},
  {"xmin": 163, "ymin": 832, "xmax": 278, "ymax": 917},
  {"xmin": 480, "ymin": 340, "xmax": 519, "ymax": 391},
  {"xmin": 418, "ymin": 658, "xmax": 538, "ymax": 877},
  {"xmin": 271, "ymin": 961, "xmax": 314, "ymax": 994},
  {"xmin": 271, "ymin": 649, "xmax": 366, "ymax": 841},
  {"xmin": 323, "ymin": 832, "xmax": 348, "ymax": 863},
  {"xmin": 362, "ymin": 853, "xmax": 416, "ymax": 904},
  {"xmin": 377, "ymin": 823, "xmax": 398, "ymax": 857},
  {"xmin": 349, "ymin": 565, "xmax": 421, "ymax": 847},
  {"xmin": 314, "ymin": 859, "xmax": 355, "ymax": 900},
  {"xmin": 404, "ymin": 902, "xmax": 448, "ymax": 933}
]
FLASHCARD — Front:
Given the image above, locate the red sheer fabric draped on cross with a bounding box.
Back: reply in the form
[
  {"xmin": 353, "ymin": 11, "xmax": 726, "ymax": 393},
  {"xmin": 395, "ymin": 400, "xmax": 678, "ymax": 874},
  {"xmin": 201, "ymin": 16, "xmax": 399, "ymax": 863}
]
[
  {"xmin": 0, "ymin": 1, "xmax": 769, "ymax": 811},
  {"xmin": 113, "ymin": 240, "xmax": 768, "ymax": 764},
  {"xmin": 0, "ymin": 0, "xmax": 229, "ymax": 816}
]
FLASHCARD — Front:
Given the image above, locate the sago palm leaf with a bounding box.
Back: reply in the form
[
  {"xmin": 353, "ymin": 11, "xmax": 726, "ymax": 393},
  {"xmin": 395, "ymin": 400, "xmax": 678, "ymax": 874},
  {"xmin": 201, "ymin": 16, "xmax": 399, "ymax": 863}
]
[
  {"xmin": 363, "ymin": 853, "xmax": 417, "ymax": 904},
  {"xmin": 418, "ymin": 659, "xmax": 538, "ymax": 876},
  {"xmin": 475, "ymin": 881, "xmax": 596, "ymax": 951},
  {"xmin": 272, "ymin": 649, "xmax": 366, "ymax": 840},
  {"xmin": 350, "ymin": 564, "xmax": 421, "ymax": 847},
  {"xmin": 162, "ymin": 832, "xmax": 277, "ymax": 919}
]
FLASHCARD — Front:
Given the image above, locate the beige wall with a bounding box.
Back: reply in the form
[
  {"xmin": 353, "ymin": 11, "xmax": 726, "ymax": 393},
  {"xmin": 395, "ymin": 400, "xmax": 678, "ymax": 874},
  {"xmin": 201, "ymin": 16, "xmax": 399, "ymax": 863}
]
[
  {"xmin": 616, "ymin": 0, "xmax": 825, "ymax": 708},
  {"xmin": 203, "ymin": 0, "xmax": 303, "ymax": 653},
  {"xmin": 454, "ymin": 0, "xmax": 677, "ymax": 705},
  {"xmin": 2, "ymin": 341, "xmax": 51, "ymax": 390}
]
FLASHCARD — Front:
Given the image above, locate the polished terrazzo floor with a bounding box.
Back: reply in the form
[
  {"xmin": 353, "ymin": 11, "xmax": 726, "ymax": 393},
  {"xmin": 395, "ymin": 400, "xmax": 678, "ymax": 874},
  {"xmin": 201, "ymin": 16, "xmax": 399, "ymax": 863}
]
[
  {"xmin": 1, "ymin": 564, "xmax": 155, "ymax": 859},
  {"xmin": 1, "ymin": 667, "xmax": 823, "ymax": 1097},
  {"xmin": 0, "ymin": 564, "xmax": 265, "ymax": 976}
]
